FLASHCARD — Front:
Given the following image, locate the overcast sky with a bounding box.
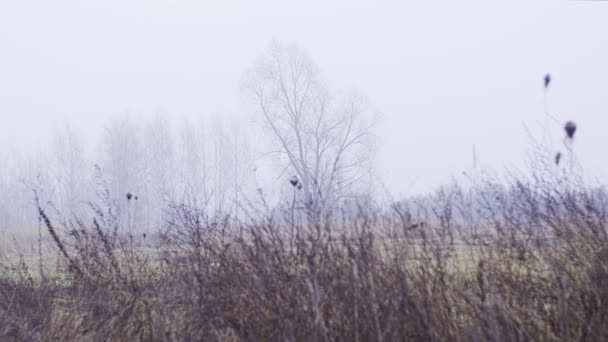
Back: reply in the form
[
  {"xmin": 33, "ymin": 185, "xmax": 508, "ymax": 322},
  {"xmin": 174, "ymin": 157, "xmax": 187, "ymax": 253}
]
[{"xmin": 1, "ymin": 1, "xmax": 607, "ymax": 196}]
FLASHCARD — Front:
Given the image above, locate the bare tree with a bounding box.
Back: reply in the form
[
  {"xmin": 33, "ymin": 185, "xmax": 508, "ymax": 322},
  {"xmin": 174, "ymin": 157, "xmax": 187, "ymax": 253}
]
[
  {"xmin": 176, "ymin": 118, "xmax": 210, "ymax": 206},
  {"xmin": 101, "ymin": 118, "xmax": 144, "ymax": 230},
  {"xmin": 142, "ymin": 114, "xmax": 175, "ymax": 228},
  {"xmin": 51, "ymin": 123, "xmax": 90, "ymax": 219},
  {"xmin": 243, "ymin": 42, "xmax": 376, "ymax": 213}
]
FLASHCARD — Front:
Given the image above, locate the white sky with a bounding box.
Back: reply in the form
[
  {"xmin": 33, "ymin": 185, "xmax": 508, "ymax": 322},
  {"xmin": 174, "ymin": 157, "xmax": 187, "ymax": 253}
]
[{"xmin": 1, "ymin": 1, "xmax": 607, "ymax": 196}]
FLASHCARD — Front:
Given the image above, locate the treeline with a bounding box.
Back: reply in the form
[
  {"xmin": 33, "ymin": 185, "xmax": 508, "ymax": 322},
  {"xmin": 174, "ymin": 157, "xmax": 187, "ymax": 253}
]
[{"xmin": 0, "ymin": 115, "xmax": 261, "ymax": 235}]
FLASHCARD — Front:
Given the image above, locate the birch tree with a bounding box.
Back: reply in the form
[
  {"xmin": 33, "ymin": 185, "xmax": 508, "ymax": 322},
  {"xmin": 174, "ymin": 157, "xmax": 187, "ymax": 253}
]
[{"xmin": 243, "ymin": 42, "xmax": 376, "ymax": 213}]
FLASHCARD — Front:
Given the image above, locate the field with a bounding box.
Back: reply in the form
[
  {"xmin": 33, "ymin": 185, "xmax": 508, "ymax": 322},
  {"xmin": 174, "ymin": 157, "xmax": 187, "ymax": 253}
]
[{"xmin": 1, "ymin": 177, "xmax": 607, "ymax": 342}]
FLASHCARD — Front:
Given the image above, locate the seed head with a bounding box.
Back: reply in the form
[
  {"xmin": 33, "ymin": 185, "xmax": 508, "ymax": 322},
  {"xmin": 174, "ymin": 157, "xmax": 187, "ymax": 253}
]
[
  {"xmin": 544, "ymin": 74, "xmax": 551, "ymax": 89},
  {"xmin": 564, "ymin": 121, "xmax": 577, "ymax": 139},
  {"xmin": 289, "ymin": 176, "xmax": 299, "ymax": 187}
]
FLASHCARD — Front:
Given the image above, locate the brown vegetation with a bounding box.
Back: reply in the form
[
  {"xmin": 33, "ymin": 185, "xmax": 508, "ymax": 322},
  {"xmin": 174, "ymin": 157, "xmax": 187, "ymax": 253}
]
[{"xmin": 1, "ymin": 175, "xmax": 608, "ymax": 341}]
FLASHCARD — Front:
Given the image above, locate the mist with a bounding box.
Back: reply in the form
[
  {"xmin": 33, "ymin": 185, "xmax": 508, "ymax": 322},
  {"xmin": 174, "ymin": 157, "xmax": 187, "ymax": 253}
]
[
  {"xmin": 3, "ymin": 2, "xmax": 608, "ymax": 340},
  {"xmin": 2, "ymin": 1, "xmax": 607, "ymax": 193}
]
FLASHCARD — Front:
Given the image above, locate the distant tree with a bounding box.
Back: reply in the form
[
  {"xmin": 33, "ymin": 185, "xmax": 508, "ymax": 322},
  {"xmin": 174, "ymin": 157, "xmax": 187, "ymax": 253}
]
[
  {"xmin": 242, "ymin": 42, "xmax": 376, "ymax": 214},
  {"xmin": 142, "ymin": 114, "xmax": 175, "ymax": 228},
  {"xmin": 101, "ymin": 118, "xmax": 143, "ymax": 230},
  {"xmin": 51, "ymin": 123, "xmax": 89, "ymax": 218},
  {"xmin": 208, "ymin": 117, "xmax": 254, "ymax": 217},
  {"xmin": 176, "ymin": 118, "xmax": 210, "ymax": 205}
]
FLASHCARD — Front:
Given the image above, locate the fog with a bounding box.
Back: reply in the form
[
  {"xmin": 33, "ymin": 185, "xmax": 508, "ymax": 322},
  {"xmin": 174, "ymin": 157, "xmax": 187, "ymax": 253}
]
[
  {"xmin": 1, "ymin": 1, "xmax": 607, "ymax": 207},
  {"xmin": 4, "ymin": 3, "xmax": 608, "ymax": 339}
]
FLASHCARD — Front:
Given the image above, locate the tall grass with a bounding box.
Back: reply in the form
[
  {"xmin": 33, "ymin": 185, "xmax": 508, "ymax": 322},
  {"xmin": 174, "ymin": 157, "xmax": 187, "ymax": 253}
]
[{"xmin": 1, "ymin": 172, "xmax": 607, "ymax": 341}]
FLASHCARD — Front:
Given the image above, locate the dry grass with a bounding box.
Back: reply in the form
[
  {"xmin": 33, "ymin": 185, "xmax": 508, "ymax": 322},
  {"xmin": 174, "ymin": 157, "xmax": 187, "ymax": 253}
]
[{"xmin": 1, "ymin": 176, "xmax": 608, "ymax": 341}]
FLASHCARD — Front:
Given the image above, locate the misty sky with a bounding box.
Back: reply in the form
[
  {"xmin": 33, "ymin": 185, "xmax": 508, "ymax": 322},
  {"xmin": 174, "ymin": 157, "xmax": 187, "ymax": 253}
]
[{"xmin": 1, "ymin": 1, "xmax": 607, "ymax": 196}]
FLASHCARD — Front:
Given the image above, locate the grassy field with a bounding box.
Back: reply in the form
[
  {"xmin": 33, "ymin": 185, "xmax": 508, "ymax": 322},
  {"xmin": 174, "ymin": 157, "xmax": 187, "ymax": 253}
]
[{"xmin": 1, "ymin": 180, "xmax": 608, "ymax": 341}]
